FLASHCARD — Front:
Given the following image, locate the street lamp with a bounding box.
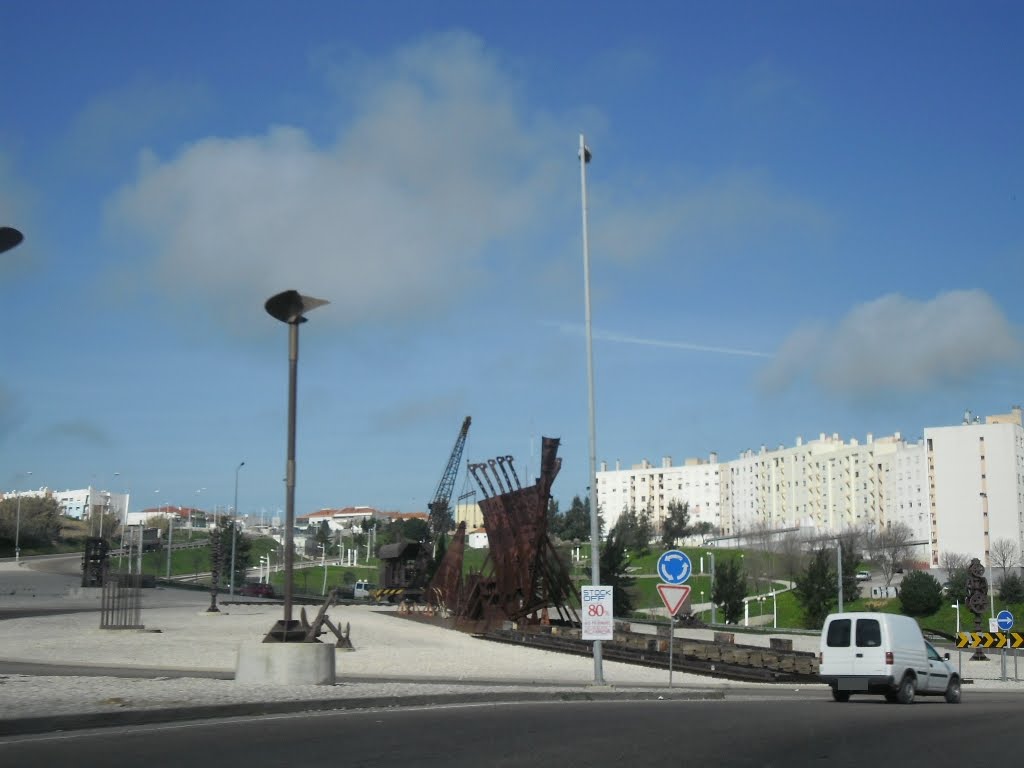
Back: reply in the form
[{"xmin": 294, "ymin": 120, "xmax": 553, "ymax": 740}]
[
  {"xmin": 14, "ymin": 471, "xmax": 32, "ymax": 563},
  {"xmin": 579, "ymin": 134, "xmax": 604, "ymax": 685},
  {"xmin": 264, "ymin": 289, "xmax": 329, "ymax": 641},
  {"xmin": 230, "ymin": 461, "xmax": 245, "ymax": 597},
  {"xmin": 0, "ymin": 227, "xmax": 23, "ymax": 254}
]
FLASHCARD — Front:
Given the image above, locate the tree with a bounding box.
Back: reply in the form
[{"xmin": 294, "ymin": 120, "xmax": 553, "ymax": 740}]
[
  {"xmin": 0, "ymin": 496, "xmax": 63, "ymax": 553},
  {"xmin": 612, "ymin": 506, "xmax": 653, "ymax": 555},
  {"xmin": 712, "ymin": 558, "xmax": 747, "ymax": 624},
  {"xmin": 221, "ymin": 521, "xmax": 252, "ymax": 589},
  {"xmin": 940, "ymin": 551, "xmax": 970, "ymax": 602},
  {"xmin": 898, "ymin": 570, "xmax": 943, "ymax": 616},
  {"xmin": 554, "ymin": 495, "xmax": 594, "ymax": 543},
  {"xmin": 794, "ymin": 548, "xmax": 837, "ymax": 630},
  {"xmin": 990, "ymin": 538, "xmax": 1019, "ymax": 579},
  {"xmin": 869, "ymin": 522, "xmax": 915, "ymax": 587},
  {"xmin": 315, "ymin": 521, "xmax": 336, "ymax": 555},
  {"xmin": 777, "ymin": 532, "xmax": 807, "ymax": 584},
  {"xmin": 598, "ymin": 526, "xmax": 635, "ymax": 617},
  {"xmin": 999, "ymin": 572, "xmax": 1024, "ymax": 603},
  {"xmin": 838, "ymin": 536, "xmax": 863, "ymax": 605},
  {"xmin": 660, "ymin": 501, "xmax": 691, "ymax": 548}
]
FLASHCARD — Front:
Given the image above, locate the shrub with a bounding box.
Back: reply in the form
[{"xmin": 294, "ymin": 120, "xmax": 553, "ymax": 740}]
[
  {"xmin": 998, "ymin": 572, "xmax": 1024, "ymax": 603},
  {"xmin": 898, "ymin": 570, "xmax": 943, "ymax": 616}
]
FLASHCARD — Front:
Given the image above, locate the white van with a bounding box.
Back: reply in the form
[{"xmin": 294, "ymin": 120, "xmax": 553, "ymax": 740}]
[
  {"xmin": 353, "ymin": 580, "xmax": 376, "ymax": 599},
  {"xmin": 818, "ymin": 612, "xmax": 960, "ymax": 704}
]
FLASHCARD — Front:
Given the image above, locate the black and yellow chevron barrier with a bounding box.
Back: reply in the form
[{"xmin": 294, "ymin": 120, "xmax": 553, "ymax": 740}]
[{"xmin": 956, "ymin": 631, "xmax": 1024, "ymax": 649}]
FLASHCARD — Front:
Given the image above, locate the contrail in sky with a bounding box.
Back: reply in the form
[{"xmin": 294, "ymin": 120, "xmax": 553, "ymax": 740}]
[{"xmin": 553, "ymin": 324, "xmax": 771, "ymax": 358}]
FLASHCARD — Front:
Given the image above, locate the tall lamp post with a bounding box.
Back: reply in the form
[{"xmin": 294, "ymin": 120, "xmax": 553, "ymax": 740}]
[
  {"xmin": 14, "ymin": 471, "xmax": 32, "ymax": 563},
  {"xmin": 230, "ymin": 461, "xmax": 245, "ymax": 596},
  {"xmin": 579, "ymin": 133, "xmax": 604, "ymax": 685},
  {"xmin": 264, "ymin": 289, "xmax": 329, "ymax": 641}
]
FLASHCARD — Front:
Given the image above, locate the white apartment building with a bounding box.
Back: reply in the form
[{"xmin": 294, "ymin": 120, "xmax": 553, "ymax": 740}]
[
  {"xmin": 51, "ymin": 487, "xmax": 130, "ymax": 524},
  {"xmin": 924, "ymin": 407, "xmax": 1024, "ymax": 569},
  {"xmin": 597, "ymin": 406, "xmax": 1024, "ymax": 571},
  {"xmin": 595, "ymin": 454, "xmax": 721, "ymax": 534},
  {"xmin": 719, "ymin": 433, "xmax": 927, "ymax": 541}
]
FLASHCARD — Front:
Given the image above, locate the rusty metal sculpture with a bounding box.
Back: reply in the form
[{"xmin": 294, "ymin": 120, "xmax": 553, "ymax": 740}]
[
  {"xmin": 82, "ymin": 537, "xmax": 110, "ymax": 588},
  {"xmin": 427, "ymin": 437, "xmax": 580, "ymax": 631},
  {"xmin": 966, "ymin": 557, "xmax": 989, "ymax": 660},
  {"xmin": 428, "ymin": 521, "xmax": 468, "ymax": 615}
]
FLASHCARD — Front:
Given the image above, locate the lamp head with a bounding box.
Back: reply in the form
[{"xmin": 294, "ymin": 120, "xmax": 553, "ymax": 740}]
[
  {"xmin": 265, "ymin": 290, "xmax": 330, "ymax": 324},
  {"xmin": 0, "ymin": 227, "xmax": 23, "ymax": 254}
]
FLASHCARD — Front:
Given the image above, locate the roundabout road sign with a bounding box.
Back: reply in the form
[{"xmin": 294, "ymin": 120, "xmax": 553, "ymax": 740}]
[
  {"xmin": 997, "ymin": 610, "xmax": 1014, "ymax": 632},
  {"xmin": 657, "ymin": 550, "xmax": 692, "ymax": 585}
]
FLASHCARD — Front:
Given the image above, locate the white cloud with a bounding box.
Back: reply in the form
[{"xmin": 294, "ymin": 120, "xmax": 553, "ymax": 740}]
[
  {"xmin": 65, "ymin": 79, "xmax": 210, "ymax": 168},
  {"xmin": 760, "ymin": 290, "xmax": 1024, "ymax": 397},
  {"xmin": 107, "ymin": 32, "xmax": 566, "ymax": 332},
  {"xmin": 593, "ymin": 171, "xmax": 832, "ymax": 266}
]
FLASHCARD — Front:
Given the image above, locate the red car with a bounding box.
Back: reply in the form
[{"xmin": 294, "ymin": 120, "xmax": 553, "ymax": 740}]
[{"xmin": 240, "ymin": 582, "xmax": 275, "ymax": 598}]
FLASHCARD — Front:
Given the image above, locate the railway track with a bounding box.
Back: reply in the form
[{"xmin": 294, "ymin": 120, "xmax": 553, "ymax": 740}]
[{"xmin": 479, "ymin": 628, "xmax": 821, "ymax": 685}]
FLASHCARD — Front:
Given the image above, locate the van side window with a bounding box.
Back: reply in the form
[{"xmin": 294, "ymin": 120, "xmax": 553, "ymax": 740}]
[
  {"xmin": 826, "ymin": 618, "xmax": 851, "ymax": 647},
  {"xmin": 856, "ymin": 619, "xmax": 881, "ymax": 647}
]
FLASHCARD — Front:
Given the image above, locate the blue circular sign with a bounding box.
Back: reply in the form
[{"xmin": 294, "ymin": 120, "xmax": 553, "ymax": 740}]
[
  {"xmin": 657, "ymin": 550, "xmax": 692, "ymax": 585},
  {"xmin": 997, "ymin": 610, "xmax": 1014, "ymax": 632}
]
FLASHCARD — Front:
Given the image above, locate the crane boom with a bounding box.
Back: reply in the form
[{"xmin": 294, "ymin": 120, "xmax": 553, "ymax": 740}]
[{"xmin": 427, "ymin": 416, "xmax": 471, "ymax": 540}]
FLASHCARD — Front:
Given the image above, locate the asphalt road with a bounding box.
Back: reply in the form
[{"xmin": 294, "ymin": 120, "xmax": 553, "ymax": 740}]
[{"xmin": 0, "ymin": 693, "xmax": 1014, "ymax": 767}]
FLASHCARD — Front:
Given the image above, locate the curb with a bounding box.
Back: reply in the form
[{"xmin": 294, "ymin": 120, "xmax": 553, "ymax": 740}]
[{"xmin": 0, "ymin": 688, "xmax": 725, "ymax": 737}]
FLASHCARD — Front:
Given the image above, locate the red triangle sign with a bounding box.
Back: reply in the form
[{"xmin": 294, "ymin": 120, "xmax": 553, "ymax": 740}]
[{"xmin": 657, "ymin": 584, "xmax": 691, "ymax": 616}]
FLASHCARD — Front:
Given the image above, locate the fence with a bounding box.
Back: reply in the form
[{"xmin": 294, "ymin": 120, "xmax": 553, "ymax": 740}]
[{"xmin": 100, "ymin": 573, "xmax": 144, "ymax": 630}]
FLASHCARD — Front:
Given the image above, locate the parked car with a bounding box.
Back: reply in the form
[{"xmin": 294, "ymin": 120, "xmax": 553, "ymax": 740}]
[
  {"xmin": 855, "ymin": 571, "xmax": 871, "ymax": 581},
  {"xmin": 818, "ymin": 611, "xmax": 960, "ymax": 704},
  {"xmin": 240, "ymin": 582, "xmax": 275, "ymax": 598}
]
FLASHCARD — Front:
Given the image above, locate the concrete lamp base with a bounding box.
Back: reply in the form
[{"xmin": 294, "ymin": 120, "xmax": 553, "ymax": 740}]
[{"xmin": 235, "ymin": 641, "xmax": 336, "ymax": 685}]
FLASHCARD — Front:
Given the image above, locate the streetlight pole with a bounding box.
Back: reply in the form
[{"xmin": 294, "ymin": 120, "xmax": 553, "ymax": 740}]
[
  {"xmin": 264, "ymin": 289, "xmax": 329, "ymax": 641},
  {"xmin": 707, "ymin": 552, "xmax": 717, "ymax": 624},
  {"xmin": 166, "ymin": 504, "xmax": 175, "ymax": 581},
  {"xmin": 579, "ymin": 133, "xmax": 604, "ymax": 685},
  {"xmin": 318, "ymin": 543, "xmax": 327, "ymax": 596},
  {"xmin": 14, "ymin": 471, "xmax": 32, "ymax": 563},
  {"xmin": 837, "ymin": 540, "xmax": 844, "ymax": 612},
  {"xmin": 230, "ymin": 461, "xmax": 245, "ymax": 597}
]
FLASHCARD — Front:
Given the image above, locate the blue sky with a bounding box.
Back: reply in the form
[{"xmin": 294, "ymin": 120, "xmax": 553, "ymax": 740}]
[{"xmin": 2, "ymin": 2, "xmax": 1022, "ymax": 520}]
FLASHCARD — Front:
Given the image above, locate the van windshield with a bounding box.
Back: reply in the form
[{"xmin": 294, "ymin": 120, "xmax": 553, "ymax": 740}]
[{"xmin": 856, "ymin": 618, "xmax": 881, "ymax": 647}]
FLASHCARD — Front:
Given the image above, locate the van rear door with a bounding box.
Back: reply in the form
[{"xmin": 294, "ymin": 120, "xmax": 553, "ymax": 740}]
[{"xmin": 822, "ymin": 616, "xmax": 855, "ymax": 677}]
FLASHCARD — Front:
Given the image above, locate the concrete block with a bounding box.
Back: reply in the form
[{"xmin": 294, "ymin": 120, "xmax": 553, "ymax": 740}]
[{"xmin": 235, "ymin": 641, "xmax": 336, "ymax": 685}]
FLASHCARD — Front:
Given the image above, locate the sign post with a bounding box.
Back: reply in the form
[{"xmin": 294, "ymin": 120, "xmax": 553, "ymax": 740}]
[
  {"xmin": 581, "ymin": 586, "xmax": 614, "ymax": 641},
  {"xmin": 997, "ymin": 610, "xmax": 1014, "ymax": 681},
  {"xmin": 657, "ymin": 550, "xmax": 693, "ymax": 687}
]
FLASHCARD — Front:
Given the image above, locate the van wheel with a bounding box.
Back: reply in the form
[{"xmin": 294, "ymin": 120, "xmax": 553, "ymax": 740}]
[
  {"xmin": 831, "ymin": 688, "xmax": 850, "ymax": 702},
  {"xmin": 944, "ymin": 677, "xmax": 961, "ymax": 704},
  {"xmin": 896, "ymin": 675, "xmax": 916, "ymax": 704}
]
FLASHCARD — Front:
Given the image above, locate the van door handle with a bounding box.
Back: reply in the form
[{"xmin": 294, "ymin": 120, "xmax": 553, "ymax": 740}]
[{"xmin": 855, "ymin": 653, "xmax": 863, "ymax": 658}]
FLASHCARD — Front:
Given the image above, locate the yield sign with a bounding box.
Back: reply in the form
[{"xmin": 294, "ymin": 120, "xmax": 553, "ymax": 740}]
[{"xmin": 657, "ymin": 584, "xmax": 692, "ymax": 617}]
